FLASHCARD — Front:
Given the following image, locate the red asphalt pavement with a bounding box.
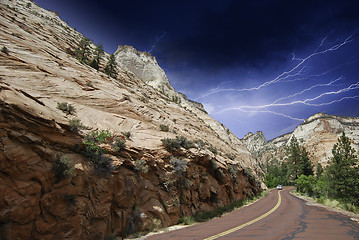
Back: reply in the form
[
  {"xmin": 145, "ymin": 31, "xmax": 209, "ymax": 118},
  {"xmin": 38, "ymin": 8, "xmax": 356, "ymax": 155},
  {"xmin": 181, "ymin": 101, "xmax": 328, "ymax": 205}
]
[{"xmin": 144, "ymin": 187, "xmax": 359, "ymax": 239}]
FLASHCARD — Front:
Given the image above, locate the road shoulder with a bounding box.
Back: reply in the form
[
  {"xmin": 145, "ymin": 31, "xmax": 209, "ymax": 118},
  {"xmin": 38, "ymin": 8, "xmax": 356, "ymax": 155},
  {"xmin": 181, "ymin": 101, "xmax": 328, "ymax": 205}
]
[{"xmin": 290, "ymin": 190, "xmax": 359, "ymax": 223}]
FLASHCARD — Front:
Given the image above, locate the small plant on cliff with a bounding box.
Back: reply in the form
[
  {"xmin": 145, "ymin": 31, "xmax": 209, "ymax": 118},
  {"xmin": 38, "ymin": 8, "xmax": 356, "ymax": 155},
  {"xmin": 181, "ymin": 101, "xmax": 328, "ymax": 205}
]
[
  {"xmin": 135, "ymin": 159, "xmax": 148, "ymax": 173},
  {"xmin": 83, "ymin": 130, "xmax": 114, "ymax": 176},
  {"xmin": 227, "ymin": 164, "xmax": 239, "ymax": 180},
  {"xmin": 225, "ymin": 153, "xmax": 235, "ymax": 160},
  {"xmin": 57, "ymin": 102, "xmax": 76, "ymax": 115},
  {"xmin": 111, "ymin": 137, "xmax": 126, "ymax": 152},
  {"xmin": 194, "ymin": 139, "xmax": 206, "ymax": 149},
  {"xmin": 159, "ymin": 124, "xmax": 169, "ymax": 132},
  {"xmin": 86, "ymin": 129, "xmax": 112, "ymax": 143},
  {"xmin": 161, "ymin": 138, "xmax": 181, "ymax": 152},
  {"xmin": 208, "ymin": 145, "xmax": 218, "ymax": 155},
  {"xmin": 122, "ymin": 131, "xmax": 131, "ymax": 139},
  {"xmin": 161, "ymin": 136, "xmax": 194, "ymax": 152},
  {"xmin": 170, "ymin": 157, "xmax": 188, "ymax": 174},
  {"xmin": 243, "ymin": 167, "xmax": 256, "ymax": 182},
  {"xmin": 176, "ymin": 136, "xmax": 195, "ymax": 149},
  {"xmin": 1, "ymin": 46, "xmax": 9, "ymax": 54},
  {"xmin": 69, "ymin": 119, "xmax": 85, "ymax": 132},
  {"xmin": 52, "ymin": 155, "xmax": 76, "ymax": 183}
]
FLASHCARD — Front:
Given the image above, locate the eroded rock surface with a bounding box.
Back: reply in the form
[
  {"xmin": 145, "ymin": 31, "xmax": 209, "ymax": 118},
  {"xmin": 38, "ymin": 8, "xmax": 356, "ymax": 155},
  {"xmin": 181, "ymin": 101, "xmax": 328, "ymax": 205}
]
[
  {"xmin": 0, "ymin": 1, "xmax": 262, "ymax": 239},
  {"xmin": 242, "ymin": 113, "xmax": 359, "ymax": 169}
]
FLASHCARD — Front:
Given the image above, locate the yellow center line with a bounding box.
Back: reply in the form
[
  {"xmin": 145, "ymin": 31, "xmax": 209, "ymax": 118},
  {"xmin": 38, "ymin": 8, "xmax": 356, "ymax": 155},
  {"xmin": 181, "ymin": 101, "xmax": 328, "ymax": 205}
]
[{"xmin": 203, "ymin": 190, "xmax": 282, "ymax": 240}]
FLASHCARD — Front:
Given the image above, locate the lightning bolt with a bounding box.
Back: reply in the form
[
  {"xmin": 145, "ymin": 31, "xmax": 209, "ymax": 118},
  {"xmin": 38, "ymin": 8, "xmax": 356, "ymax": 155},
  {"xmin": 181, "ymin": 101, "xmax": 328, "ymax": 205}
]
[
  {"xmin": 217, "ymin": 81, "xmax": 359, "ymax": 113},
  {"xmin": 148, "ymin": 32, "xmax": 166, "ymax": 54},
  {"xmin": 238, "ymin": 109, "xmax": 305, "ymax": 121},
  {"xmin": 273, "ymin": 77, "xmax": 344, "ymax": 104},
  {"xmin": 196, "ymin": 31, "xmax": 357, "ymax": 101}
]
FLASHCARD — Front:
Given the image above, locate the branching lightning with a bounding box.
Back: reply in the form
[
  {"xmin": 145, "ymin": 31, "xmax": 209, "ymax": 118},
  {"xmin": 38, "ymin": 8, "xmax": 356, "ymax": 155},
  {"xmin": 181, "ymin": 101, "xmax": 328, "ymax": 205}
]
[
  {"xmin": 196, "ymin": 31, "xmax": 357, "ymax": 101},
  {"xmin": 148, "ymin": 32, "xmax": 166, "ymax": 53},
  {"xmin": 237, "ymin": 109, "xmax": 305, "ymax": 121},
  {"xmin": 202, "ymin": 30, "xmax": 359, "ymax": 122},
  {"xmin": 272, "ymin": 77, "xmax": 344, "ymax": 104},
  {"xmin": 218, "ymin": 81, "xmax": 359, "ymax": 112}
]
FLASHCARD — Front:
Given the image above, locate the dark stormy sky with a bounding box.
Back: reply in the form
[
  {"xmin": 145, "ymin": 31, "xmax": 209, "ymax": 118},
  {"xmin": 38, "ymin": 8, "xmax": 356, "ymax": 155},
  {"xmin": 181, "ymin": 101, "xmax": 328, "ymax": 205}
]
[{"xmin": 34, "ymin": 0, "xmax": 359, "ymax": 140}]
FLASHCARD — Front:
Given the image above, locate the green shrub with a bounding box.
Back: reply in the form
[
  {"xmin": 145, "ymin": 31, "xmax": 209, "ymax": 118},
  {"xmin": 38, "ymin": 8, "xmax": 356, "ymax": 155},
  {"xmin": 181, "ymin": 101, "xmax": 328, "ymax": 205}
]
[
  {"xmin": 208, "ymin": 145, "xmax": 218, "ymax": 155},
  {"xmin": 296, "ymin": 174, "xmax": 316, "ymax": 196},
  {"xmin": 57, "ymin": 102, "xmax": 76, "ymax": 115},
  {"xmin": 83, "ymin": 130, "xmax": 114, "ymax": 176},
  {"xmin": 170, "ymin": 157, "xmax": 187, "ymax": 174},
  {"xmin": 52, "ymin": 155, "xmax": 76, "ymax": 182},
  {"xmin": 111, "ymin": 137, "xmax": 126, "ymax": 152},
  {"xmin": 243, "ymin": 167, "xmax": 256, "ymax": 182},
  {"xmin": 89, "ymin": 58, "xmax": 99, "ymax": 70},
  {"xmin": 227, "ymin": 164, "xmax": 239, "ymax": 178},
  {"xmin": 179, "ymin": 216, "xmax": 195, "ymax": 225},
  {"xmin": 122, "ymin": 131, "xmax": 131, "ymax": 139},
  {"xmin": 160, "ymin": 124, "xmax": 169, "ymax": 132},
  {"xmin": 225, "ymin": 153, "xmax": 235, "ymax": 160},
  {"xmin": 194, "ymin": 139, "xmax": 206, "ymax": 149},
  {"xmin": 176, "ymin": 136, "xmax": 195, "ymax": 149},
  {"xmin": 161, "ymin": 138, "xmax": 181, "ymax": 152},
  {"xmin": 85, "ymin": 130, "xmax": 112, "ymax": 144},
  {"xmin": 1, "ymin": 46, "xmax": 8, "ymax": 54},
  {"xmin": 161, "ymin": 136, "xmax": 194, "ymax": 152},
  {"xmin": 135, "ymin": 159, "xmax": 148, "ymax": 173},
  {"xmin": 69, "ymin": 119, "xmax": 84, "ymax": 132}
]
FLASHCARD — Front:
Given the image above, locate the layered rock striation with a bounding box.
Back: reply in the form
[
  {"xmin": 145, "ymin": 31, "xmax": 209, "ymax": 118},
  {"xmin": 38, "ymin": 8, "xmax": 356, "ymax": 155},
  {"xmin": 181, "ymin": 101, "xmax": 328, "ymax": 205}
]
[
  {"xmin": 0, "ymin": 1, "xmax": 262, "ymax": 239},
  {"xmin": 242, "ymin": 113, "xmax": 359, "ymax": 168}
]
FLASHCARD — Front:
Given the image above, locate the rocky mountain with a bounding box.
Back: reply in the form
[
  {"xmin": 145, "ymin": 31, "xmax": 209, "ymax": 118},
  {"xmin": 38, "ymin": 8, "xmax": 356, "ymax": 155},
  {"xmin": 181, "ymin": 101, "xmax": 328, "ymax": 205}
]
[
  {"xmin": 242, "ymin": 113, "xmax": 359, "ymax": 169},
  {"xmin": 0, "ymin": 1, "xmax": 263, "ymax": 239}
]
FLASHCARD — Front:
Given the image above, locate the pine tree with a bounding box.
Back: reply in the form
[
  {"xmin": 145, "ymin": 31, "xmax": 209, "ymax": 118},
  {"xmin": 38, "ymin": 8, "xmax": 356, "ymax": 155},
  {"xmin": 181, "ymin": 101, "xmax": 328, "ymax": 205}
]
[
  {"xmin": 326, "ymin": 132, "xmax": 359, "ymax": 204},
  {"xmin": 287, "ymin": 136, "xmax": 313, "ymax": 182},
  {"xmin": 316, "ymin": 163, "xmax": 324, "ymax": 178},
  {"xmin": 104, "ymin": 54, "xmax": 117, "ymax": 78},
  {"xmin": 300, "ymin": 146, "xmax": 313, "ymax": 176},
  {"xmin": 89, "ymin": 43, "xmax": 104, "ymax": 70},
  {"xmin": 287, "ymin": 136, "xmax": 301, "ymax": 181},
  {"xmin": 76, "ymin": 37, "xmax": 91, "ymax": 63}
]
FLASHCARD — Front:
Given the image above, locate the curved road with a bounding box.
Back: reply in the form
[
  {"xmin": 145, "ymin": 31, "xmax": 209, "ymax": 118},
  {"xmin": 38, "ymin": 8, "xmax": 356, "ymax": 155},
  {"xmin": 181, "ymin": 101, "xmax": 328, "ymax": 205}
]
[{"xmin": 145, "ymin": 187, "xmax": 359, "ymax": 239}]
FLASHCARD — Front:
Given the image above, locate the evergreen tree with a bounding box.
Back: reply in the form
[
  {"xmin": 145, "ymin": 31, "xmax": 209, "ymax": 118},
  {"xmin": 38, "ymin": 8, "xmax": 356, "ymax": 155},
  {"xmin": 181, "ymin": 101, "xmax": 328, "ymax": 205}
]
[
  {"xmin": 300, "ymin": 147, "xmax": 313, "ymax": 176},
  {"xmin": 287, "ymin": 136, "xmax": 302, "ymax": 181},
  {"xmin": 76, "ymin": 37, "xmax": 91, "ymax": 63},
  {"xmin": 287, "ymin": 136, "xmax": 313, "ymax": 181},
  {"xmin": 326, "ymin": 132, "xmax": 359, "ymax": 204},
  {"xmin": 316, "ymin": 163, "xmax": 324, "ymax": 178},
  {"xmin": 89, "ymin": 43, "xmax": 104, "ymax": 70},
  {"xmin": 104, "ymin": 54, "xmax": 117, "ymax": 78}
]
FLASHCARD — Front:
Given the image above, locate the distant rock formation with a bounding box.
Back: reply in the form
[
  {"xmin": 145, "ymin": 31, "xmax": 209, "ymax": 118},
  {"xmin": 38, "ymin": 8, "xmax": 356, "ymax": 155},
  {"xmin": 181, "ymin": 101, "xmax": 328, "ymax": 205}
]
[
  {"xmin": 115, "ymin": 45, "xmax": 174, "ymax": 93},
  {"xmin": 242, "ymin": 113, "xmax": 359, "ymax": 168}
]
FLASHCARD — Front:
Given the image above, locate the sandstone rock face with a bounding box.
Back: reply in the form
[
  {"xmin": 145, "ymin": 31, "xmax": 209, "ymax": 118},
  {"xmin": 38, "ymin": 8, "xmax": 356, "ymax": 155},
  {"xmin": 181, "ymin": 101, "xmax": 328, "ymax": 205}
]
[
  {"xmin": 114, "ymin": 45, "xmax": 207, "ymax": 113},
  {"xmin": 114, "ymin": 45, "xmax": 174, "ymax": 94},
  {"xmin": 242, "ymin": 113, "xmax": 359, "ymax": 169},
  {"xmin": 292, "ymin": 113, "xmax": 359, "ymax": 166},
  {"xmin": 0, "ymin": 1, "xmax": 262, "ymax": 239}
]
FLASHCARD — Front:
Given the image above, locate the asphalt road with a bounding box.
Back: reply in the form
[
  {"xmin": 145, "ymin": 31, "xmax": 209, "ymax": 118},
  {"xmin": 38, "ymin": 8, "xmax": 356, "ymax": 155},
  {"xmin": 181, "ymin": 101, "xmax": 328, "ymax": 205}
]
[{"xmin": 145, "ymin": 187, "xmax": 359, "ymax": 239}]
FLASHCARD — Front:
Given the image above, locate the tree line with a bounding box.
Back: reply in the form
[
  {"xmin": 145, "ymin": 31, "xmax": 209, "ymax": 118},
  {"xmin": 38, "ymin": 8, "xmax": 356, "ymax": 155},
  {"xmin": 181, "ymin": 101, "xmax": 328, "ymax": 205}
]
[
  {"xmin": 264, "ymin": 132, "xmax": 359, "ymax": 206},
  {"xmin": 75, "ymin": 37, "xmax": 117, "ymax": 78}
]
